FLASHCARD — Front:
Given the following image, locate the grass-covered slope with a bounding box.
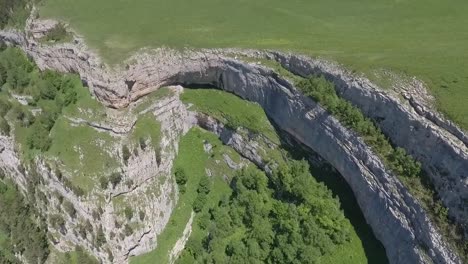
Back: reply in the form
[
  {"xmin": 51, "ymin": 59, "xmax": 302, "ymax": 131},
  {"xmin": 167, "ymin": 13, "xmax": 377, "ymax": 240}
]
[
  {"xmin": 133, "ymin": 127, "xmax": 373, "ymax": 264},
  {"xmin": 39, "ymin": 0, "xmax": 468, "ymax": 129},
  {"xmin": 181, "ymin": 89, "xmax": 280, "ymax": 144}
]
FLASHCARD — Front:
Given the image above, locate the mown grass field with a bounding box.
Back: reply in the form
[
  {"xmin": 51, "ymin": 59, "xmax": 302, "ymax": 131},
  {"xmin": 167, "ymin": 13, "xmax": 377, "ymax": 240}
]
[{"xmin": 39, "ymin": 0, "xmax": 468, "ymax": 129}]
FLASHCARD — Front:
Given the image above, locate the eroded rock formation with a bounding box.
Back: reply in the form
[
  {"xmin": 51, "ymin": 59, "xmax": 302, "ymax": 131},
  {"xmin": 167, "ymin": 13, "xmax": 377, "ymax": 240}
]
[{"xmin": 0, "ymin": 15, "xmax": 466, "ymax": 264}]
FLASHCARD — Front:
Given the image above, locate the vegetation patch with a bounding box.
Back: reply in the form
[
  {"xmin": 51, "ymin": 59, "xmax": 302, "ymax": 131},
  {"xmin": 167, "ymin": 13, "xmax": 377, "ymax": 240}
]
[
  {"xmin": 0, "ymin": 0, "xmax": 30, "ymax": 29},
  {"xmin": 297, "ymin": 75, "xmax": 468, "ymax": 261},
  {"xmin": 0, "ymin": 47, "xmax": 120, "ymax": 196},
  {"xmin": 47, "ymin": 246, "xmax": 99, "ymax": 264},
  {"xmin": 131, "ymin": 113, "xmax": 161, "ymax": 151},
  {"xmin": 0, "ymin": 178, "xmax": 49, "ymax": 263},
  {"xmin": 133, "ymin": 126, "xmax": 372, "ymax": 264},
  {"xmin": 40, "ymin": 22, "xmax": 72, "ymax": 43},
  {"xmin": 132, "ymin": 87, "xmax": 173, "ymax": 114},
  {"xmin": 47, "ymin": 117, "xmax": 119, "ymax": 193},
  {"xmin": 181, "ymin": 88, "xmax": 280, "ymax": 144}
]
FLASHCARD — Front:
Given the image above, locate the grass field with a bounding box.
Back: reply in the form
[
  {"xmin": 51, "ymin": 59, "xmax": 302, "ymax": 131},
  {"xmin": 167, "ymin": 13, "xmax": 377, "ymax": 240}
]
[
  {"xmin": 181, "ymin": 89, "xmax": 280, "ymax": 144},
  {"xmin": 39, "ymin": 0, "xmax": 468, "ymax": 129}
]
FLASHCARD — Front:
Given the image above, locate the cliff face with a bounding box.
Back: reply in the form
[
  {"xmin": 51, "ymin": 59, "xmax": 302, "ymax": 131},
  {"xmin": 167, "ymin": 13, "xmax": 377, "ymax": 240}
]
[
  {"xmin": 0, "ymin": 17, "xmax": 466, "ymax": 264},
  {"xmin": 266, "ymin": 52, "xmax": 468, "ymax": 233},
  {"xmin": 0, "ymin": 88, "xmax": 192, "ymax": 263}
]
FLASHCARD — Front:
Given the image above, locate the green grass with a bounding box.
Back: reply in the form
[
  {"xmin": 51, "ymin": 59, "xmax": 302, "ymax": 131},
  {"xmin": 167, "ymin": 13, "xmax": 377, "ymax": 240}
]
[
  {"xmin": 132, "ymin": 126, "xmax": 375, "ymax": 263},
  {"xmin": 181, "ymin": 89, "xmax": 280, "ymax": 144},
  {"xmin": 131, "ymin": 127, "xmax": 209, "ymax": 264},
  {"xmin": 132, "ymin": 87, "xmax": 173, "ymax": 114},
  {"xmin": 39, "ymin": 0, "xmax": 468, "ymax": 129},
  {"xmin": 62, "ymin": 84, "xmax": 107, "ymax": 122},
  {"xmin": 131, "ymin": 113, "xmax": 161, "ymax": 150},
  {"xmin": 46, "ymin": 117, "xmax": 119, "ymax": 193},
  {"xmin": 46, "ymin": 247, "xmax": 99, "ymax": 264}
]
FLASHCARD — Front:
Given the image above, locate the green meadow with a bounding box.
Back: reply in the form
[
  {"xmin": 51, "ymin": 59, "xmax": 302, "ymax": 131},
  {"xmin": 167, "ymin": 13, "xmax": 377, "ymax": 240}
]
[{"xmin": 39, "ymin": 0, "xmax": 468, "ymax": 129}]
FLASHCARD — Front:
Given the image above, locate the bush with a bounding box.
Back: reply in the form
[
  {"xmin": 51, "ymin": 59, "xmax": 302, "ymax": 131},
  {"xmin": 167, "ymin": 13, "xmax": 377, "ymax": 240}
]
[
  {"xmin": 183, "ymin": 162, "xmax": 351, "ymax": 263},
  {"xmin": 99, "ymin": 176, "xmax": 109, "ymax": 189},
  {"xmin": 0, "ymin": 98, "xmax": 11, "ymax": 115},
  {"xmin": 109, "ymin": 172, "xmax": 122, "ymax": 188},
  {"xmin": 192, "ymin": 193, "xmax": 207, "ymax": 213},
  {"xmin": 122, "ymin": 145, "xmax": 131, "ymax": 164},
  {"xmin": 27, "ymin": 122, "xmax": 52, "ymax": 151},
  {"xmin": 175, "ymin": 166, "xmax": 188, "ymax": 186},
  {"xmin": 0, "ymin": 117, "xmax": 10, "ymax": 136},
  {"xmin": 124, "ymin": 224, "xmax": 133, "ymax": 236},
  {"xmin": 139, "ymin": 210, "xmax": 146, "ymax": 221},
  {"xmin": 0, "ymin": 180, "xmax": 50, "ymax": 263},
  {"xmin": 63, "ymin": 200, "xmax": 77, "ymax": 218},
  {"xmin": 43, "ymin": 23, "xmax": 69, "ymax": 42},
  {"xmin": 124, "ymin": 206, "xmax": 133, "ymax": 220},
  {"xmin": 197, "ymin": 175, "xmax": 211, "ymax": 194}
]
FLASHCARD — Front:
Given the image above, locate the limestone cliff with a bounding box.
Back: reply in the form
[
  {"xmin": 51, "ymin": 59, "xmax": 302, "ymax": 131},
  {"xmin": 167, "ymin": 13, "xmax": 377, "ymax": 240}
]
[{"xmin": 0, "ymin": 15, "xmax": 466, "ymax": 264}]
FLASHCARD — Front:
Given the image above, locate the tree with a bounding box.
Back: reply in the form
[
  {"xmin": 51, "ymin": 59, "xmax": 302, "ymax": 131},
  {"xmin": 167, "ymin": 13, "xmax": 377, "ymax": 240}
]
[
  {"xmin": 174, "ymin": 167, "xmax": 188, "ymax": 185},
  {"xmin": 27, "ymin": 122, "xmax": 52, "ymax": 151},
  {"xmin": 197, "ymin": 175, "xmax": 211, "ymax": 194},
  {"xmin": 193, "ymin": 193, "xmax": 207, "ymax": 213},
  {"xmin": 109, "ymin": 172, "xmax": 122, "ymax": 188}
]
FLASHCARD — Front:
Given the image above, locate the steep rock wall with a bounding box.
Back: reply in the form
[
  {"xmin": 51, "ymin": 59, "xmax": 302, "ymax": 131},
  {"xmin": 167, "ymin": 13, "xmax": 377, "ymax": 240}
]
[
  {"xmin": 0, "ymin": 20, "xmax": 464, "ymax": 263},
  {"xmin": 264, "ymin": 52, "xmax": 468, "ymax": 232}
]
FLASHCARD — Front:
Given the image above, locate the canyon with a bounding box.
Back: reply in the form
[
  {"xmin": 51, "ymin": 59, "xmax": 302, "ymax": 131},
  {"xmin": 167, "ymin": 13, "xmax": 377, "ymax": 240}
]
[{"xmin": 0, "ymin": 15, "xmax": 467, "ymax": 264}]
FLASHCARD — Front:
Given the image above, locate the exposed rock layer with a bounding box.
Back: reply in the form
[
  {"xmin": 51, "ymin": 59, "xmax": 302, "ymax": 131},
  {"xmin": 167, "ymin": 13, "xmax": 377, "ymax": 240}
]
[
  {"xmin": 0, "ymin": 17, "xmax": 466, "ymax": 264},
  {"xmin": 265, "ymin": 52, "xmax": 468, "ymax": 232}
]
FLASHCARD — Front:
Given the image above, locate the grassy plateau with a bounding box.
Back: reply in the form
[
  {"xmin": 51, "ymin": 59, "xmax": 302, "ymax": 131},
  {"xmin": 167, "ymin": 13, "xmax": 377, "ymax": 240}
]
[{"xmin": 38, "ymin": 0, "xmax": 468, "ymax": 129}]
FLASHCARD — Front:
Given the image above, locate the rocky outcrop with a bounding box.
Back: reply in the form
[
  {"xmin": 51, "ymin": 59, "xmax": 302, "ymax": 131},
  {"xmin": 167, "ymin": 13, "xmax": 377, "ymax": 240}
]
[
  {"xmin": 263, "ymin": 52, "xmax": 468, "ymax": 234},
  {"xmin": 0, "ymin": 88, "xmax": 193, "ymax": 263},
  {"xmin": 1, "ymin": 16, "xmax": 466, "ymax": 264}
]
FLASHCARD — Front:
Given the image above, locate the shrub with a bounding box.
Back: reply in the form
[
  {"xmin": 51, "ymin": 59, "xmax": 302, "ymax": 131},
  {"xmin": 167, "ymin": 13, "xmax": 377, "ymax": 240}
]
[
  {"xmin": 95, "ymin": 226, "xmax": 106, "ymax": 248},
  {"xmin": 192, "ymin": 193, "xmax": 207, "ymax": 213},
  {"xmin": 109, "ymin": 172, "xmax": 122, "ymax": 188},
  {"xmin": 99, "ymin": 176, "xmax": 109, "ymax": 189},
  {"xmin": 124, "ymin": 206, "xmax": 133, "ymax": 220},
  {"xmin": 43, "ymin": 23, "xmax": 69, "ymax": 42},
  {"xmin": 139, "ymin": 137, "xmax": 147, "ymax": 150},
  {"xmin": 26, "ymin": 122, "xmax": 51, "ymax": 151},
  {"xmin": 124, "ymin": 224, "xmax": 133, "ymax": 236},
  {"xmin": 139, "ymin": 210, "xmax": 145, "ymax": 221},
  {"xmin": 122, "ymin": 145, "xmax": 131, "ymax": 164},
  {"xmin": 63, "ymin": 200, "xmax": 77, "ymax": 218},
  {"xmin": 174, "ymin": 166, "xmax": 188, "ymax": 186},
  {"xmin": 197, "ymin": 175, "xmax": 211, "ymax": 194},
  {"xmin": 0, "ymin": 117, "xmax": 10, "ymax": 136}
]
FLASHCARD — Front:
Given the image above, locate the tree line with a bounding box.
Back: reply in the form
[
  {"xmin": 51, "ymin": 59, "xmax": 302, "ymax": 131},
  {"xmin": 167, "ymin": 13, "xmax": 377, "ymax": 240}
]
[
  {"xmin": 296, "ymin": 75, "xmax": 468, "ymax": 260},
  {"xmin": 0, "ymin": 174, "xmax": 49, "ymax": 263}
]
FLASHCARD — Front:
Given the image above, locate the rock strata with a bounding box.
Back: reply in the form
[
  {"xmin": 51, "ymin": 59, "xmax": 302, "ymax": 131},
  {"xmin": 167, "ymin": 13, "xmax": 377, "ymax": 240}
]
[
  {"xmin": 0, "ymin": 15, "xmax": 466, "ymax": 264},
  {"xmin": 264, "ymin": 51, "xmax": 468, "ymax": 234}
]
